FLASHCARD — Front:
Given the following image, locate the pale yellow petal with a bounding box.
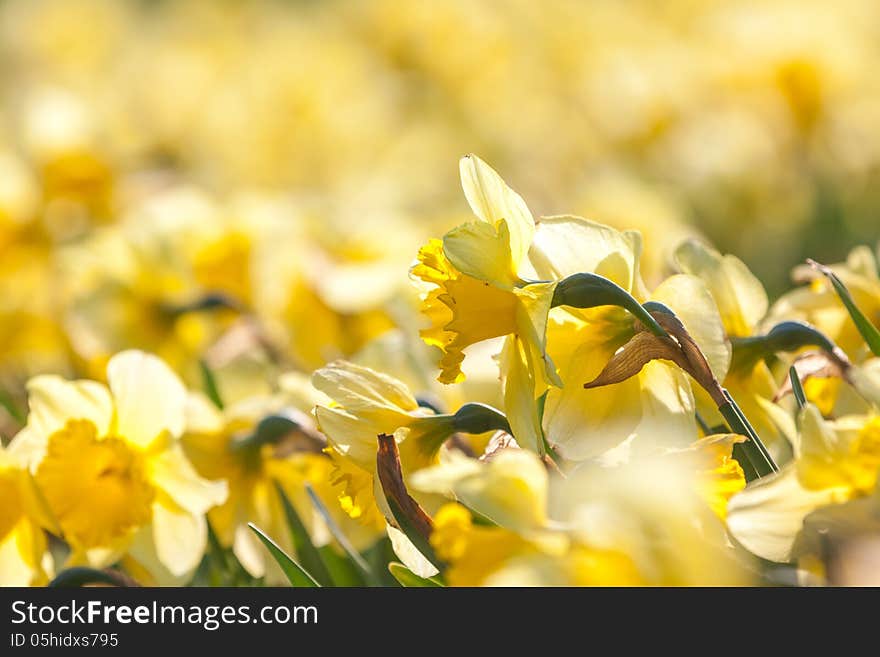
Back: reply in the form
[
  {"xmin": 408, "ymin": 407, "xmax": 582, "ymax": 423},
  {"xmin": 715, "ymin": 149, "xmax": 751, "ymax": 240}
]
[
  {"xmin": 314, "ymin": 406, "xmax": 387, "ymax": 470},
  {"xmin": 443, "ymin": 220, "xmax": 518, "ymax": 288},
  {"xmin": 675, "ymin": 239, "xmax": 768, "ymax": 337},
  {"xmin": 454, "ymin": 449, "xmax": 548, "ymax": 530},
  {"xmin": 500, "ymin": 337, "xmax": 543, "ymax": 454},
  {"xmin": 107, "ymin": 350, "xmax": 187, "ymax": 448},
  {"xmin": 126, "ymin": 524, "xmax": 193, "ymax": 586},
  {"xmin": 528, "ymin": 215, "xmax": 640, "ymax": 292},
  {"xmin": 386, "ymin": 523, "xmax": 439, "ymax": 579},
  {"xmin": 409, "ymin": 451, "xmax": 483, "ymax": 495},
  {"xmin": 151, "ymin": 496, "xmax": 207, "ymax": 578},
  {"xmin": 459, "ymin": 154, "xmax": 534, "ymax": 269},
  {"xmin": 25, "ymin": 375, "xmax": 112, "ymax": 440},
  {"xmin": 183, "ymin": 392, "xmax": 226, "ymax": 435},
  {"xmin": 514, "ymin": 281, "xmax": 561, "ymax": 388},
  {"xmin": 632, "ymin": 362, "xmax": 697, "ymax": 454},
  {"xmin": 233, "ymin": 523, "xmax": 265, "ymax": 579},
  {"xmin": 149, "ymin": 443, "xmax": 228, "ymax": 516},
  {"xmin": 544, "ymin": 336, "xmax": 642, "ymax": 461},
  {"xmin": 727, "ymin": 465, "xmax": 840, "ymax": 562},
  {"xmin": 0, "ymin": 519, "xmax": 49, "ymax": 586},
  {"xmin": 312, "ymin": 361, "xmax": 418, "ymax": 416}
]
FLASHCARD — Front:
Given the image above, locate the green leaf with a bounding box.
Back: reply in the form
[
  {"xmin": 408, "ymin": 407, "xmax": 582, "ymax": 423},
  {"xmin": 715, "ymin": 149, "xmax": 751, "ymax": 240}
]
[
  {"xmin": 318, "ymin": 545, "xmax": 366, "ymax": 587},
  {"xmin": 198, "ymin": 359, "xmax": 224, "ymax": 410},
  {"xmin": 388, "ymin": 562, "xmax": 444, "ymax": 587},
  {"xmin": 809, "ymin": 259, "xmax": 880, "ymax": 356},
  {"xmin": 275, "ymin": 481, "xmax": 334, "ymax": 587},
  {"xmin": 789, "ymin": 366, "xmax": 807, "ymax": 410},
  {"xmin": 718, "ymin": 391, "xmax": 777, "ymax": 478},
  {"xmin": 247, "ymin": 523, "xmax": 319, "ymax": 587},
  {"xmin": 304, "ymin": 484, "xmax": 375, "ymax": 582}
]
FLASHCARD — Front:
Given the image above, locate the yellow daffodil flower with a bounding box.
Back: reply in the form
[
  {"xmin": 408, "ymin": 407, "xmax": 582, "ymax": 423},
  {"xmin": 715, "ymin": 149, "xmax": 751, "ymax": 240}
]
[
  {"xmin": 728, "ymin": 403, "xmax": 880, "ymax": 563},
  {"xmin": 9, "ymin": 350, "xmax": 228, "ymax": 584},
  {"xmin": 675, "ymin": 239, "xmax": 793, "ymax": 456},
  {"xmin": 312, "ymin": 361, "xmax": 457, "ymax": 523},
  {"xmin": 412, "ymin": 154, "xmax": 560, "ymax": 453},
  {"xmin": 534, "ymin": 217, "xmax": 730, "ymax": 462}
]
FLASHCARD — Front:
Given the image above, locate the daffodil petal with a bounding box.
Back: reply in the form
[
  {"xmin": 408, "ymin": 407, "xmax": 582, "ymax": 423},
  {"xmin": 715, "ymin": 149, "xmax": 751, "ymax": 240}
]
[
  {"xmin": 314, "ymin": 406, "xmax": 390, "ymax": 470},
  {"xmin": 312, "ymin": 361, "xmax": 419, "ymax": 416},
  {"xmin": 500, "ymin": 337, "xmax": 543, "ymax": 454},
  {"xmin": 107, "ymin": 350, "xmax": 187, "ymax": 448},
  {"xmin": 675, "ymin": 239, "xmax": 768, "ymax": 337},
  {"xmin": 454, "ymin": 449, "xmax": 548, "ymax": 531},
  {"xmin": 0, "ymin": 519, "xmax": 49, "ymax": 586},
  {"xmin": 127, "ymin": 524, "xmax": 194, "ymax": 586},
  {"xmin": 727, "ymin": 465, "xmax": 840, "ymax": 562},
  {"xmin": 149, "ymin": 443, "xmax": 228, "ymax": 516},
  {"xmin": 386, "ymin": 523, "xmax": 439, "ymax": 579},
  {"xmin": 515, "ymin": 281, "xmax": 561, "ymax": 389},
  {"xmin": 25, "ymin": 375, "xmax": 112, "ymax": 441},
  {"xmin": 632, "ymin": 362, "xmax": 697, "ymax": 454},
  {"xmin": 459, "ymin": 154, "xmax": 534, "ymax": 269},
  {"xmin": 543, "ymin": 337, "xmax": 642, "ymax": 462},
  {"xmin": 183, "ymin": 392, "xmax": 226, "ymax": 434},
  {"xmin": 528, "ymin": 215, "xmax": 641, "ymax": 293},
  {"xmin": 233, "ymin": 523, "xmax": 265, "ymax": 579},
  {"xmin": 443, "ymin": 220, "xmax": 518, "ymax": 288},
  {"xmin": 151, "ymin": 496, "xmax": 207, "ymax": 578}
]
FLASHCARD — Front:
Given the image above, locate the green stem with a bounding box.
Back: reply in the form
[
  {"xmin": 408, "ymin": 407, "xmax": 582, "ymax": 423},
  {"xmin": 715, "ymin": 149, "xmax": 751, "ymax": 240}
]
[
  {"xmin": 718, "ymin": 390, "xmax": 777, "ymax": 477},
  {"xmin": 789, "ymin": 366, "xmax": 807, "ymax": 410}
]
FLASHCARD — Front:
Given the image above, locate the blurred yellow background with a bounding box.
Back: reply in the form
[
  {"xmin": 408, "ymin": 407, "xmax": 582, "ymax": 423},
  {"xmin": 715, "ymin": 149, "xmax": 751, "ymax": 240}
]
[{"xmin": 0, "ymin": 0, "xmax": 878, "ymax": 412}]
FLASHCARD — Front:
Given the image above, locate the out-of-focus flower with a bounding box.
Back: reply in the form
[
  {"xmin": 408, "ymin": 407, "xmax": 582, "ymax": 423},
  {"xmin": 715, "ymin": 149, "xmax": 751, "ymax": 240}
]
[
  {"xmin": 0, "ymin": 443, "xmax": 55, "ymax": 586},
  {"xmin": 181, "ymin": 389, "xmax": 382, "ymax": 580},
  {"xmin": 728, "ymin": 403, "xmax": 880, "ymax": 564},
  {"xmin": 9, "ymin": 350, "xmax": 227, "ymax": 584},
  {"xmin": 772, "ymin": 246, "xmax": 880, "ymax": 361},
  {"xmin": 769, "ymin": 245, "xmax": 880, "ymax": 415},
  {"xmin": 665, "ymin": 433, "xmax": 746, "ymax": 521},
  {"xmin": 413, "ymin": 446, "xmax": 749, "ymax": 586}
]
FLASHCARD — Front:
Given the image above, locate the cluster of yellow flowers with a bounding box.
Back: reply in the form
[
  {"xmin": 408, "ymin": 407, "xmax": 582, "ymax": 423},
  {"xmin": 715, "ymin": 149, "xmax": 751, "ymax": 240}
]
[
  {"xmin": 1, "ymin": 0, "xmax": 880, "ymax": 587},
  {"xmin": 3, "ymin": 152, "xmax": 879, "ymax": 587}
]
